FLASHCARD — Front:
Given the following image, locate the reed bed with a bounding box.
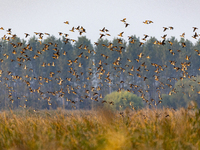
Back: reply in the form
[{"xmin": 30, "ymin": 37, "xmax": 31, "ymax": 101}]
[{"xmin": 0, "ymin": 107, "xmax": 200, "ymax": 150}]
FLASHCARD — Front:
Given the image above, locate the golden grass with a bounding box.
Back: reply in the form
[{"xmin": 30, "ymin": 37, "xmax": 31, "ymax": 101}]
[{"xmin": 0, "ymin": 107, "xmax": 200, "ymax": 150}]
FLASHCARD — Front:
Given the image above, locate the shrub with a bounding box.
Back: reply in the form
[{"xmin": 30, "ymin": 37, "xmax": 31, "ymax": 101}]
[
  {"xmin": 162, "ymin": 77, "xmax": 200, "ymax": 109},
  {"xmin": 103, "ymin": 90, "xmax": 144, "ymax": 110}
]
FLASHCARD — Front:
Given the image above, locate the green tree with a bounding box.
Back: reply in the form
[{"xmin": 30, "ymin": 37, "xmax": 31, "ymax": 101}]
[
  {"xmin": 103, "ymin": 90, "xmax": 144, "ymax": 110},
  {"xmin": 162, "ymin": 77, "xmax": 200, "ymax": 109}
]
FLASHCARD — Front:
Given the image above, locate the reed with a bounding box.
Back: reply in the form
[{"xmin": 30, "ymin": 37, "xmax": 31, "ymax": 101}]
[{"xmin": 0, "ymin": 107, "xmax": 199, "ymax": 150}]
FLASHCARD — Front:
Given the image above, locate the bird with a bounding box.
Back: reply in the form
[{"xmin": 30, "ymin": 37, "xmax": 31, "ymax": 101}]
[
  {"xmin": 125, "ymin": 23, "xmax": 130, "ymax": 27},
  {"xmin": 185, "ymin": 55, "xmax": 191, "ymax": 60},
  {"xmin": 149, "ymin": 20, "xmax": 153, "ymax": 24},
  {"xmin": 120, "ymin": 18, "xmax": 126, "ymax": 22},
  {"xmin": 100, "ymin": 34, "xmax": 105, "ymax": 39},
  {"xmin": 180, "ymin": 33, "xmax": 185, "ymax": 38},
  {"xmin": 192, "ymin": 32, "xmax": 198, "ymax": 39},
  {"xmin": 130, "ymin": 39, "xmax": 135, "ymax": 44},
  {"xmin": 139, "ymin": 42, "xmax": 144, "ymax": 47},
  {"xmin": 143, "ymin": 34, "xmax": 149, "ymax": 39},
  {"xmin": 163, "ymin": 27, "xmax": 168, "ymax": 32},
  {"xmin": 143, "ymin": 20, "xmax": 149, "ymax": 24},
  {"xmin": 24, "ymin": 33, "xmax": 30, "ymax": 38},
  {"xmin": 106, "ymin": 33, "xmax": 111, "ymax": 36},
  {"xmin": 100, "ymin": 27, "xmax": 105, "ymax": 32},
  {"xmin": 7, "ymin": 28, "xmax": 11, "ymax": 32},
  {"xmin": 193, "ymin": 27, "xmax": 198, "ymax": 32},
  {"xmin": 70, "ymin": 27, "xmax": 74, "ymax": 32},
  {"xmin": 44, "ymin": 33, "xmax": 50, "ymax": 36},
  {"xmin": 64, "ymin": 21, "xmax": 69, "ymax": 24},
  {"xmin": 118, "ymin": 32, "xmax": 124, "ymax": 37},
  {"xmin": 182, "ymin": 42, "xmax": 186, "ymax": 48},
  {"xmin": 58, "ymin": 32, "xmax": 63, "ymax": 36},
  {"xmin": 168, "ymin": 41, "xmax": 173, "ymax": 45},
  {"xmin": 161, "ymin": 34, "xmax": 167, "ymax": 39}
]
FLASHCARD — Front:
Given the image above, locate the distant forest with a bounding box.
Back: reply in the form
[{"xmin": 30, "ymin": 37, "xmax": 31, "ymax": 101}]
[{"xmin": 0, "ymin": 34, "xmax": 200, "ymax": 110}]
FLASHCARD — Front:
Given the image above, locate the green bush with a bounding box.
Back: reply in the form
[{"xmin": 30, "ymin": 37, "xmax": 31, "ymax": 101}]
[
  {"xmin": 162, "ymin": 77, "xmax": 200, "ymax": 109},
  {"xmin": 103, "ymin": 91, "xmax": 144, "ymax": 110}
]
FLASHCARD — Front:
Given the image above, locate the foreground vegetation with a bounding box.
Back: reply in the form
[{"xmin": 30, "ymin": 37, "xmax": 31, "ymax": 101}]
[{"xmin": 0, "ymin": 107, "xmax": 200, "ymax": 150}]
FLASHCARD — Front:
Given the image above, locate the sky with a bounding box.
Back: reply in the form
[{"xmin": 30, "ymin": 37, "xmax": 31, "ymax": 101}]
[{"xmin": 0, "ymin": 0, "xmax": 200, "ymax": 44}]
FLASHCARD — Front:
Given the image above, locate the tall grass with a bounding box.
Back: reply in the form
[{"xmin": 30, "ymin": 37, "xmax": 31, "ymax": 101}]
[{"xmin": 0, "ymin": 107, "xmax": 200, "ymax": 150}]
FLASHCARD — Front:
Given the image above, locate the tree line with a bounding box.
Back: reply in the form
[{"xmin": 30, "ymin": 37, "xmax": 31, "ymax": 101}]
[{"xmin": 0, "ymin": 34, "xmax": 200, "ymax": 110}]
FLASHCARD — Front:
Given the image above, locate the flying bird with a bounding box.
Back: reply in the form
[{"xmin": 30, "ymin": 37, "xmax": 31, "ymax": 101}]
[
  {"xmin": 24, "ymin": 33, "xmax": 30, "ymax": 38},
  {"xmin": 193, "ymin": 27, "xmax": 198, "ymax": 32},
  {"xmin": 120, "ymin": 18, "xmax": 126, "ymax": 22},
  {"xmin": 118, "ymin": 32, "xmax": 124, "ymax": 37},
  {"xmin": 64, "ymin": 21, "xmax": 69, "ymax": 24},
  {"xmin": 163, "ymin": 27, "xmax": 168, "ymax": 32}
]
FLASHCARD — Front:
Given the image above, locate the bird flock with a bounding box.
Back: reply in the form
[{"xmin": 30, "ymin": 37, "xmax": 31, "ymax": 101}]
[{"xmin": 0, "ymin": 18, "xmax": 200, "ymax": 110}]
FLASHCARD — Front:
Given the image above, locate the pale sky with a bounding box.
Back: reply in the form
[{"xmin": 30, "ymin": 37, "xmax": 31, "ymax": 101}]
[{"xmin": 1, "ymin": 0, "xmax": 200, "ymax": 44}]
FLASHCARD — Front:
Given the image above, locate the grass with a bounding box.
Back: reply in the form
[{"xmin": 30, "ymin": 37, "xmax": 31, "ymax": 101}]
[{"xmin": 0, "ymin": 107, "xmax": 200, "ymax": 150}]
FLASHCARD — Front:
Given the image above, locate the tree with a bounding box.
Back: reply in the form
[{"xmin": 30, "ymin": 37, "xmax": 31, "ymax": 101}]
[
  {"xmin": 162, "ymin": 77, "xmax": 200, "ymax": 109},
  {"xmin": 103, "ymin": 90, "xmax": 144, "ymax": 110}
]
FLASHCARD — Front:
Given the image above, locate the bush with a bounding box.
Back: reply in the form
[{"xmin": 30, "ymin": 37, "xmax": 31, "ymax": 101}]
[
  {"xmin": 103, "ymin": 90, "xmax": 144, "ymax": 110},
  {"xmin": 162, "ymin": 77, "xmax": 200, "ymax": 109}
]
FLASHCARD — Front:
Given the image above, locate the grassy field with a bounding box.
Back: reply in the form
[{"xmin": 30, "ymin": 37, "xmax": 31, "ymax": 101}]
[{"xmin": 0, "ymin": 107, "xmax": 200, "ymax": 150}]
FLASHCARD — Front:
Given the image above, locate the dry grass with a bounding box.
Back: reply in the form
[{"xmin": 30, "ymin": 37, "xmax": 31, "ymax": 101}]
[{"xmin": 0, "ymin": 107, "xmax": 200, "ymax": 150}]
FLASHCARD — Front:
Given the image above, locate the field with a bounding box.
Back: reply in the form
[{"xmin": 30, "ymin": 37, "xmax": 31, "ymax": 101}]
[{"xmin": 0, "ymin": 107, "xmax": 200, "ymax": 150}]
